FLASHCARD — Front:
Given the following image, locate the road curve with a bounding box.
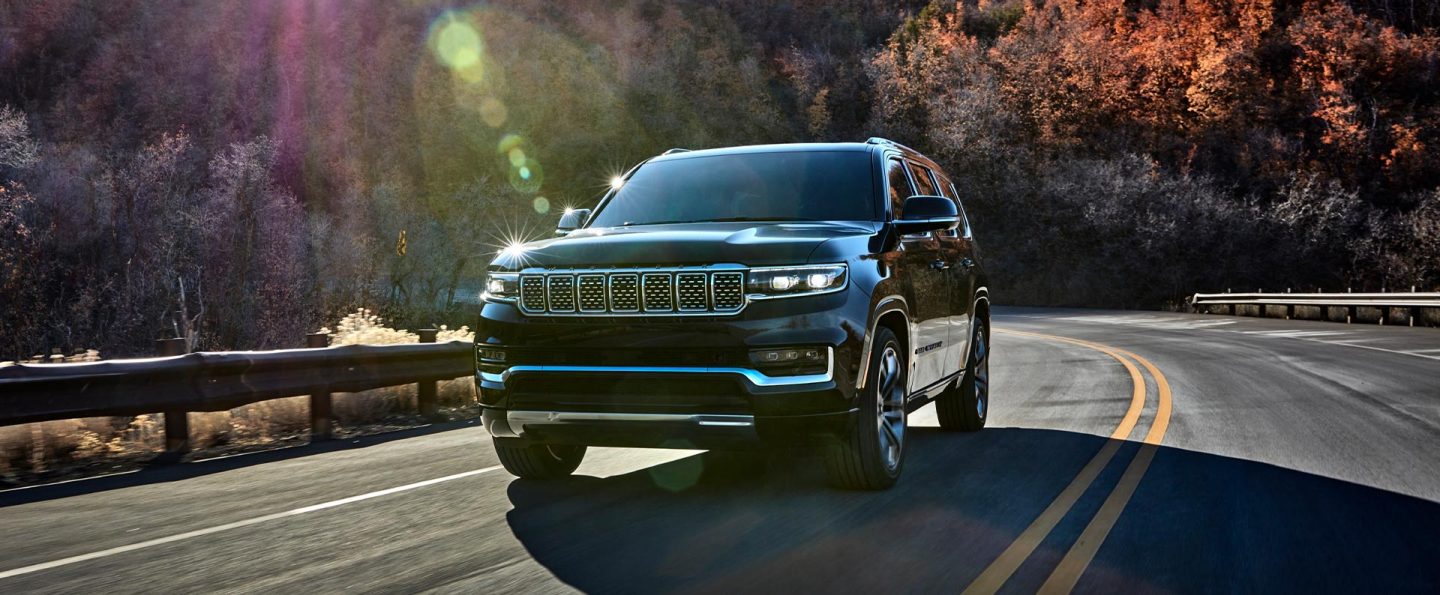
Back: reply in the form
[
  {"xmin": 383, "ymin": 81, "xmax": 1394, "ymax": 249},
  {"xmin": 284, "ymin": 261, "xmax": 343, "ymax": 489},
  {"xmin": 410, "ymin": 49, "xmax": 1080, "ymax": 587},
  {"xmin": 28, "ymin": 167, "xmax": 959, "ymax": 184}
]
[{"xmin": 2, "ymin": 307, "xmax": 1439, "ymax": 593}]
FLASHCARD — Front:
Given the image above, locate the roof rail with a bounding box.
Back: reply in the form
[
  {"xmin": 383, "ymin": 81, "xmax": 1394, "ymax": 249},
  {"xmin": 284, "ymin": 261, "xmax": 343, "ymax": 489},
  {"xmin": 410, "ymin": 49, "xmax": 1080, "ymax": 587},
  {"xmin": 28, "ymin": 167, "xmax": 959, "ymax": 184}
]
[
  {"xmin": 662, "ymin": 148, "xmax": 691, "ymax": 155},
  {"xmin": 865, "ymin": 137, "xmax": 919, "ymax": 153}
]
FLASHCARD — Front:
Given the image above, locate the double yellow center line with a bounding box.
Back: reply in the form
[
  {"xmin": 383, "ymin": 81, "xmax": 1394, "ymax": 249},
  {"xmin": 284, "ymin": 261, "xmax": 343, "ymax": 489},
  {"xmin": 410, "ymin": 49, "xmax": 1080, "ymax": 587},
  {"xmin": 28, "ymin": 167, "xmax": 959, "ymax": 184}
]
[{"xmin": 962, "ymin": 329, "xmax": 1174, "ymax": 595}]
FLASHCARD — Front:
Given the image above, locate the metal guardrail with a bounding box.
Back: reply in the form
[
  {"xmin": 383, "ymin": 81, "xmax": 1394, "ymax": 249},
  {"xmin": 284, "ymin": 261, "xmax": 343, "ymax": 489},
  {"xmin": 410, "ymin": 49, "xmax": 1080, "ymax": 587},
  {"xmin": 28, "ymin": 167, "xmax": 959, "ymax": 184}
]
[
  {"xmin": 0, "ymin": 335, "xmax": 475, "ymax": 457},
  {"xmin": 1190, "ymin": 290, "xmax": 1440, "ymax": 326}
]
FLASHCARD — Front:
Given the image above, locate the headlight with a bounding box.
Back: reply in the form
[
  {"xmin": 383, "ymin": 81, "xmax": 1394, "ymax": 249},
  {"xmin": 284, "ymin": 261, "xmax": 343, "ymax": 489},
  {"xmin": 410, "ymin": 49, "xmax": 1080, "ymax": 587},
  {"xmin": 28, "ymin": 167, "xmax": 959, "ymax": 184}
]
[
  {"xmin": 746, "ymin": 264, "xmax": 847, "ymax": 299},
  {"xmin": 482, "ymin": 272, "xmax": 519, "ymax": 303}
]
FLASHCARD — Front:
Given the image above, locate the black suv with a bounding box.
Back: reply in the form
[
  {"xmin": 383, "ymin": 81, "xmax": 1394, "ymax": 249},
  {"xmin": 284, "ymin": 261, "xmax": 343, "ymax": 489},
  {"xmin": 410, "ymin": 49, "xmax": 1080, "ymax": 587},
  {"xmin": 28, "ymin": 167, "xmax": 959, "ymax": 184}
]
[{"xmin": 476, "ymin": 139, "xmax": 989, "ymax": 489}]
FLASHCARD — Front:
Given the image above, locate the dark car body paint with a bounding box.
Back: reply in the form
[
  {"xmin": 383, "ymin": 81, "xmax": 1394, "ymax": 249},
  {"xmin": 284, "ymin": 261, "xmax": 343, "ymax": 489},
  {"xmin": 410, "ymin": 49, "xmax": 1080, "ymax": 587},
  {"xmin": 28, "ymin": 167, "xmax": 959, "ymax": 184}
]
[{"xmin": 477, "ymin": 142, "xmax": 987, "ymax": 449}]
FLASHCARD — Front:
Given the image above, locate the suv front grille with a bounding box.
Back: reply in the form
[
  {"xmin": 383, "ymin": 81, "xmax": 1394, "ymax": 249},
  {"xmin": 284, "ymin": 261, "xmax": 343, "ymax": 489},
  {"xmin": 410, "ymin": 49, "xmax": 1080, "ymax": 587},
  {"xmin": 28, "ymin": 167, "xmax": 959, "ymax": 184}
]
[
  {"xmin": 518, "ymin": 268, "xmax": 747, "ymax": 316},
  {"xmin": 546, "ymin": 275, "xmax": 576, "ymax": 312},
  {"xmin": 712, "ymin": 272, "xmax": 744, "ymax": 311},
  {"xmin": 642, "ymin": 273, "xmax": 673, "ymax": 312},
  {"xmin": 676, "ymin": 273, "xmax": 708, "ymax": 311}
]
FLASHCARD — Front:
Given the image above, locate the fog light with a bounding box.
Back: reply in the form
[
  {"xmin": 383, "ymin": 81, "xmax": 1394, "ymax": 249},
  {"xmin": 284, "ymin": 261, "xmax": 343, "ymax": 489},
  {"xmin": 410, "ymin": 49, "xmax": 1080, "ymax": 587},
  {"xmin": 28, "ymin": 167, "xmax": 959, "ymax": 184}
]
[{"xmin": 749, "ymin": 346, "xmax": 828, "ymax": 376}]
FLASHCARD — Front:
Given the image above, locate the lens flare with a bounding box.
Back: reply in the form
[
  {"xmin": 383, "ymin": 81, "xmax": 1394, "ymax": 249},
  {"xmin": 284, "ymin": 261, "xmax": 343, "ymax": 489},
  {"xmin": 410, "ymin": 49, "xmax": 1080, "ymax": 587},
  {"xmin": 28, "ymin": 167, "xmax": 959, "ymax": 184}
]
[
  {"xmin": 479, "ymin": 97, "xmax": 507, "ymax": 127},
  {"xmin": 609, "ymin": 176, "xmax": 625, "ymax": 190},
  {"xmin": 508, "ymin": 157, "xmax": 544, "ymax": 193},
  {"xmin": 499, "ymin": 241, "xmax": 527, "ymax": 257},
  {"xmin": 508, "ymin": 147, "xmax": 527, "ymax": 168},
  {"xmin": 434, "ymin": 18, "xmax": 482, "ymax": 70},
  {"xmin": 532, "ymin": 196, "xmax": 550, "ymax": 214},
  {"xmin": 497, "ymin": 133, "xmax": 524, "ymax": 154}
]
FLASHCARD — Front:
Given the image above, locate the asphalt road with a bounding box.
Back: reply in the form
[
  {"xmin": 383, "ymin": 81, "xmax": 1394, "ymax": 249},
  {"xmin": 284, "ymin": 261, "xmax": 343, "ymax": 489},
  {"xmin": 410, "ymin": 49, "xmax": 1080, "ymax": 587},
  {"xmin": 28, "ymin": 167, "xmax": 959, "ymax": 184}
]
[{"xmin": 3, "ymin": 307, "xmax": 1439, "ymax": 594}]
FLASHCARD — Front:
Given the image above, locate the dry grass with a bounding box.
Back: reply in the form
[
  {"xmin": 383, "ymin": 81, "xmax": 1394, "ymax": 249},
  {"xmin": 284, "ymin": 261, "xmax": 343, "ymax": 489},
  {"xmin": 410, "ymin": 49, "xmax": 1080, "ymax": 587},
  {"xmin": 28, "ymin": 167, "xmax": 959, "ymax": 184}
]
[
  {"xmin": 1, "ymin": 310, "xmax": 480, "ymax": 487},
  {"xmin": 0, "ymin": 378, "xmax": 479, "ymax": 486}
]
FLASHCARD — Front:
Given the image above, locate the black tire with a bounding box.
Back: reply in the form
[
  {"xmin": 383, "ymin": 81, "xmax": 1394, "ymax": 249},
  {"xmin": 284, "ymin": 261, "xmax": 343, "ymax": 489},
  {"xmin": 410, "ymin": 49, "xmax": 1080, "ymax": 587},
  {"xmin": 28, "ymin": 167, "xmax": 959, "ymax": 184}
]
[
  {"xmin": 825, "ymin": 326, "xmax": 907, "ymax": 490},
  {"xmin": 493, "ymin": 438, "xmax": 586, "ymax": 479},
  {"xmin": 937, "ymin": 316, "xmax": 989, "ymax": 432}
]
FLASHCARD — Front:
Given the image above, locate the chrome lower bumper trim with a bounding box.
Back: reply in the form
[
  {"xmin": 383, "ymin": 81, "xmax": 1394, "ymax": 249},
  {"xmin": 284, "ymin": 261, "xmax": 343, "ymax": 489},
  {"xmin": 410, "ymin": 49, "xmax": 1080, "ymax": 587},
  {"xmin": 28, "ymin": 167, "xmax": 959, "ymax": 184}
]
[
  {"xmin": 478, "ymin": 347, "xmax": 834, "ymax": 389},
  {"xmin": 507, "ymin": 410, "xmax": 755, "ymax": 430}
]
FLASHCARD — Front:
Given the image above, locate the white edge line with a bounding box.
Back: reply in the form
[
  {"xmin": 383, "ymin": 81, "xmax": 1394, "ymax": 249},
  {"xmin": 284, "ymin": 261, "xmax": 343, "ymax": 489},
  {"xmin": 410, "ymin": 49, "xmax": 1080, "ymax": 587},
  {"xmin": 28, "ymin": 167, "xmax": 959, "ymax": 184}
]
[
  {"xmin": 0, "ymin": 465, "xmax": 504, "ymax": 581},
  {"xmin": 1300, "ymin": 338, "xmax": 1440, "ymax": 361}
]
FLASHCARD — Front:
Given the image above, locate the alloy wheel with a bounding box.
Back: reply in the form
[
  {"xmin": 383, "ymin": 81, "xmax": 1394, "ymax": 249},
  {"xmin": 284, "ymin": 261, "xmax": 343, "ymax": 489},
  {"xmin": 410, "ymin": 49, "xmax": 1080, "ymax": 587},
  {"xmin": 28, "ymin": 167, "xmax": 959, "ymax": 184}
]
[
  {"xmin": 876, "ymin": 345, "xmax": 907, "ymax": 470},
  {"xmin": 973, "ymin": 324, "xmax": 989, "ymax": 419}
]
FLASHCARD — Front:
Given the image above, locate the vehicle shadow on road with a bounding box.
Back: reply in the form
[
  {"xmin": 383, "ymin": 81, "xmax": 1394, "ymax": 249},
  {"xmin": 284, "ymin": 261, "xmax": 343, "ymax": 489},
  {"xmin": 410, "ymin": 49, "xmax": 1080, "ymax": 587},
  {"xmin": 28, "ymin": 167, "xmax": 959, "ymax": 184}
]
[{"xmin": 505, "ymin": 427, "xmax": 1440, "ymax": 594}]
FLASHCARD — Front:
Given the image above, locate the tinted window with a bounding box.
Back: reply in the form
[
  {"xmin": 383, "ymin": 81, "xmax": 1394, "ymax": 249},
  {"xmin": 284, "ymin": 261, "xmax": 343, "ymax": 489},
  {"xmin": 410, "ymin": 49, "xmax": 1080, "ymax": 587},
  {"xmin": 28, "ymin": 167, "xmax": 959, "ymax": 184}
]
[
  {"xmin": 589, "ymin": 151, "xmax": 876, "ymax": 227},
  {"xmin": 908, "ymin": 162, "xmax": 939, "ymax": 196},
  {"xmin": 931, "ymin": 172, "xmax": 960, "ymax": 237},
  {"xmin": 885, "ymin": 159, "xmax": 913, "ymax": 218},
  {"xmin": 936, "ymin": 176, "xmax": 957, "ymax": 200},
  {"xmin": 944, "ymin": 180, "xmax": 973, "ymax": 237}
]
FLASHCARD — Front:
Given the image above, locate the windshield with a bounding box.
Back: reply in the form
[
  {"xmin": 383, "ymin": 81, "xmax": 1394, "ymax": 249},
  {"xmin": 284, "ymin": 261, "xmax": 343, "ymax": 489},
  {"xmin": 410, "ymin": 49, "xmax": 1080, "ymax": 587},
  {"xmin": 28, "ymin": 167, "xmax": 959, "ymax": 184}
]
[{"xmin": 588, "ymin": 151, "xmax": 876, "ymax": 227}]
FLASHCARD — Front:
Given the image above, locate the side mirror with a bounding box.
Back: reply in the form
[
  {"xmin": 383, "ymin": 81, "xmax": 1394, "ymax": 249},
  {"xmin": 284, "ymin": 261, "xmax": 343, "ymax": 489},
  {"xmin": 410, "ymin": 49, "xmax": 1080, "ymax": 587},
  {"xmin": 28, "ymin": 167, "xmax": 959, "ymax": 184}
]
[
  {"xmin": 556, "ymin": 208, "xmax": 591, "ymax": 236},
  {"xmin": 893, "ymin": 195, "xmax": 958, "ymax": 235}
]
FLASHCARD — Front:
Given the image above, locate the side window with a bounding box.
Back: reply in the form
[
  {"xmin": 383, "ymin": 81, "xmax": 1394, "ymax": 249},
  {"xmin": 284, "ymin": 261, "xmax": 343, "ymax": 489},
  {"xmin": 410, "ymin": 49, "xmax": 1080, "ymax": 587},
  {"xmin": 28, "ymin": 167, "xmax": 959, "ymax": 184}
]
[
  {"xmin": 908, "ymin": 162, "xmax": 939, "ymax": 196},
  {"xmin": 943, "ymin": 181, "xmax": 973, "ymax": 238},
  {"xmin": 885, "ymin": 158, "xmax": 913, "ymax": 218}
]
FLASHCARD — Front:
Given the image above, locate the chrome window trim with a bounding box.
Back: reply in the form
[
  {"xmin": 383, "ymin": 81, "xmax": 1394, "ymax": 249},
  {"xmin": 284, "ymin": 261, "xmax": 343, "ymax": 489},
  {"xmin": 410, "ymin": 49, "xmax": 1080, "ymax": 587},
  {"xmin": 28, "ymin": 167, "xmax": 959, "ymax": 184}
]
[{"xmin": 478, "ymin": 346, "xmax": 834, "ymax": 388}]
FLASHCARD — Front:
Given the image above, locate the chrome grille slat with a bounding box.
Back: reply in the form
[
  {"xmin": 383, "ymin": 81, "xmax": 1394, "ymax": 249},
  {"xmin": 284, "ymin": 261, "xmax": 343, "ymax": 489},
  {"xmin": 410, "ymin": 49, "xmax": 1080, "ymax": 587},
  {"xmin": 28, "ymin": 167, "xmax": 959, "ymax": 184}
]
[
  {"xmin": 712, "ymin": 272, "xmax": 744, "ymax": 311},
  {"xmin": 676, "ymin": 273, "xmax": 708, "ymax": 311},
  {"xmin": 609, "ymin": 274, "xmax": 640, "ymax": 312},
  {"xmin": 577, "ymin": 274, "xmax": 607, "ymax": 312},
  {"xmin": 546, "ymin": 275, "xmax": 576, "ymax": 312},
  {"xmin": 520, "ymin": 276, "xmax": 547, "ymax": 311},
  {"xmin": 517, "ymin": 267, "xmax": 748, "ymax": 316},
  {"xmin": 642, "ymin": 273, "xmax": 674, "ymax": 312}
]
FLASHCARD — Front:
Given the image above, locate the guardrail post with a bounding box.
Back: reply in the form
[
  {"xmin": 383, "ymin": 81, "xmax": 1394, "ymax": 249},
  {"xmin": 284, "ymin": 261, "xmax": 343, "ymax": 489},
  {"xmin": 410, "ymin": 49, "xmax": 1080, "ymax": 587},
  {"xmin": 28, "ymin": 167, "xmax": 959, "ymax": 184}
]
[
  {"xmin": 1411, "ymin": 286, "xmax": 1419, "ymax": 327},
  {"xmin": 417, "ymin": 329, "xmax": 441, "ymax": 421},
  {"xmin": 156, "ymin": 338, "xmax": 190, "ymax": 460},
  {"xmin": 306, "ymin": 333, "xmax": 333, "ymax": 441}
]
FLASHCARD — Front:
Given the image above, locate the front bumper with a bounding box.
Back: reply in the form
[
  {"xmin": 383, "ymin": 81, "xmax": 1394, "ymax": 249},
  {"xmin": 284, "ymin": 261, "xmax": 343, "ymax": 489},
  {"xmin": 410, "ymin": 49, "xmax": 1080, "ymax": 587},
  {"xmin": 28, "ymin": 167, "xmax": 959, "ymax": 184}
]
[
  {"xmin": 475, "ymin": 285, "xmax": 871, "ymax": 447},
  {"xmin": 482, "ymin": 406, "xmax": 856, "ymax": 449}
]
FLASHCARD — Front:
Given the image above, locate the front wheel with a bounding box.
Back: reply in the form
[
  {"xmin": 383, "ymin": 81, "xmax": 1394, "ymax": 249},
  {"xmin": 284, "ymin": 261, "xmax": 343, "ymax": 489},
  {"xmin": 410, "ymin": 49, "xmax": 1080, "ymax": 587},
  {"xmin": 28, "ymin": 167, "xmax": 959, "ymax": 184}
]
[
  {"xmin": 493, "ymin": 438, "xmax": 586, "ymax": 479},
  {"xmin": 824, "ymin": 326, "xmax": 907, "ymax": 490},
  {"xmin": 937, "ymin": 316, "xmax": 989, "ymax": 432}
]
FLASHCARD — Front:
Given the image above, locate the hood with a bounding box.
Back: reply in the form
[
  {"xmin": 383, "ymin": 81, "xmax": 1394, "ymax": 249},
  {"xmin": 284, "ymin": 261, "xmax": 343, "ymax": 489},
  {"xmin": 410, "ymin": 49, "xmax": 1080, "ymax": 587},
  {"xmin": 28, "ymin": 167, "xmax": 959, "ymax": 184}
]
[{"xmin": 490, "ymin": 221, "xmax": 880, "ymax": 269}]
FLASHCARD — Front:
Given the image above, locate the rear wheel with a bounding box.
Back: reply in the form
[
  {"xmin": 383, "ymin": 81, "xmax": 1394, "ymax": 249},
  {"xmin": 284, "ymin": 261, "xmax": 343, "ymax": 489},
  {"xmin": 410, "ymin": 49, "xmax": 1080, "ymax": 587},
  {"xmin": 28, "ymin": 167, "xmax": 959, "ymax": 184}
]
[
  {"xmin": 825, "ymin": 327, "xmax": 906, "ymax": 490},
  {"xmin": 493, "ymin": 438, "xmax": 586, "ymax": 479},
  {"xmin": 937, "ymin": 316, "xmax": 989, "ymax": 432}
]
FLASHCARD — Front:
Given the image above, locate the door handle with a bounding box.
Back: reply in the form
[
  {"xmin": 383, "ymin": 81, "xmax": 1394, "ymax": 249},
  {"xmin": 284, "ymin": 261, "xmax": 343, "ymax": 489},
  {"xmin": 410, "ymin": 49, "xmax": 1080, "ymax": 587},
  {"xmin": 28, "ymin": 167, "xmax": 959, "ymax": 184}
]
[{"xmin": 930, "ymin": 259, "xmax": 950, "ymax": 270}]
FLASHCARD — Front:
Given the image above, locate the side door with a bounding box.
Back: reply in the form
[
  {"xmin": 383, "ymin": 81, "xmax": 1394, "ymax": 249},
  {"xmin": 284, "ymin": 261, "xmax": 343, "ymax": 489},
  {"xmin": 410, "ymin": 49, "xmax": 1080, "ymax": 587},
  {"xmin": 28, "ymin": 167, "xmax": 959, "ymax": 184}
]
[
  {"xmin": 932, "ymin": 172, "xmax": 977, "ymax": 375},
  {"xmin": 885, "ymin": 157, "xmax": 951, "ymax": 394}
]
